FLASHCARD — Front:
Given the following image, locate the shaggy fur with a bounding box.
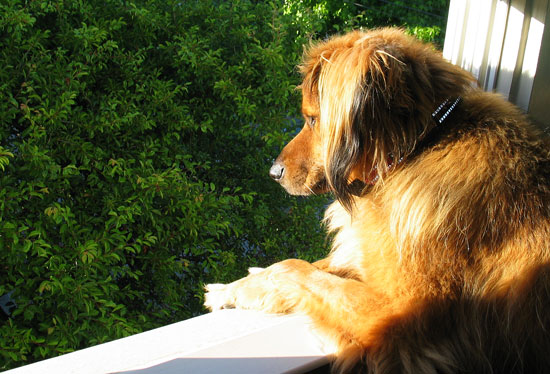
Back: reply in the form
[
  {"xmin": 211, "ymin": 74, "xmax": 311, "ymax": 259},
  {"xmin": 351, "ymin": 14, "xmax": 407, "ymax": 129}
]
[{"xmin": 205, "ymin": 28, "xmax": 550, "ymax": 373}]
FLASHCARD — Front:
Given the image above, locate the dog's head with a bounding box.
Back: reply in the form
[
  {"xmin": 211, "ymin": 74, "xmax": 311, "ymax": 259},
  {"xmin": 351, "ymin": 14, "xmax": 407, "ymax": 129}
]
[{"xmin": 270, "ymin": 28, "xmax": 474, "ymax": 210}]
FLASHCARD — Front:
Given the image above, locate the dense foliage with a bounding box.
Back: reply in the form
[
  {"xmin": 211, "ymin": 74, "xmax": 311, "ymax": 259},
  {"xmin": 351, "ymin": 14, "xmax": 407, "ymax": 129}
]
[
  {"xmin": 299, "ymin": 0, "xmax": 450, "ymax": 46},
  {"xmin": 0, "ymin": 0, "xmax": 448, "ymax": 369}
]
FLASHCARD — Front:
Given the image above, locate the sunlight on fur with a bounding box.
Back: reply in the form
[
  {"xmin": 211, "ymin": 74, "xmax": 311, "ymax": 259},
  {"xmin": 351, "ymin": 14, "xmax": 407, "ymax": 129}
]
[{"xmin": 205, "ymin": 28, "xmax": 550, "ymax": 373}]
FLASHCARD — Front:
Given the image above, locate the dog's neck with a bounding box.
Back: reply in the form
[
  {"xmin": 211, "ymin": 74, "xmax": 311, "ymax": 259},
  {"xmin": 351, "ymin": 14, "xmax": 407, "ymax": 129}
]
[
  {"xmin": 363, "ymin": 154, "xmax": 404, "ymax": 185},
  {"xmin": 361, "ymin": 97, "xmax": 462, "ymax": 187}
]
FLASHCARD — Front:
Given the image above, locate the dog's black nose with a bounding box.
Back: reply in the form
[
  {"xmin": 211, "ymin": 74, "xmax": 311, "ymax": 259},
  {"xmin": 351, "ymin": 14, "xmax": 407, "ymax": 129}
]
[{"xmin": 269, "ymin": 162, "xmax": 285, "ymax": 181}]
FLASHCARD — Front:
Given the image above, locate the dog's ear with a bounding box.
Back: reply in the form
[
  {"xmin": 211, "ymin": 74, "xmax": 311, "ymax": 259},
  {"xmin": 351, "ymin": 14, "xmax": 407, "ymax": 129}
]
[
  {"xmin": 347, "ymin": 33, "xmax": 475, "ymax": 170},
  {"xmin": 311, "ymin": 33, "xmax": 420, "ymax": 210},
  {"xmin": 302, "ymin": 29, "xmax": 474, "ymax": 211}
]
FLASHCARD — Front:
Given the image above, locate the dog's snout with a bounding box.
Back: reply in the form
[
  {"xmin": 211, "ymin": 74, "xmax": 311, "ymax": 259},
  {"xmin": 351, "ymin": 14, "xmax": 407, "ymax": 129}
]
[{"xmin": 269, "ymin": 162, "xmax": 285, "ymax": 181}]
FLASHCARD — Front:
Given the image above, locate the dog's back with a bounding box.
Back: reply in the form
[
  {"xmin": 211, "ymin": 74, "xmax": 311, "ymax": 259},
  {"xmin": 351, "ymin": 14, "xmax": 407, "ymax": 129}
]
[{"xmin": 323, "ymin": 86, "xmax": 550, "ymax": 373}]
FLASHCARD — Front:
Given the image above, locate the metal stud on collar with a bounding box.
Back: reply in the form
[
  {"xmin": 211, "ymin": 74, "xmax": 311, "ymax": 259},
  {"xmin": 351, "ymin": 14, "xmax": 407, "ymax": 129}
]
[{"xmin": 432, "ymin": 97, "xmax": 462, "ymax": 124}]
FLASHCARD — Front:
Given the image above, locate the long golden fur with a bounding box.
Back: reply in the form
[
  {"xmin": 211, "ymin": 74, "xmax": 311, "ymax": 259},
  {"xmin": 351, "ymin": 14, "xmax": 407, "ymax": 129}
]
[{"xmin": 205, "ymin": 28, "xmax": 550, "ymax": 373}]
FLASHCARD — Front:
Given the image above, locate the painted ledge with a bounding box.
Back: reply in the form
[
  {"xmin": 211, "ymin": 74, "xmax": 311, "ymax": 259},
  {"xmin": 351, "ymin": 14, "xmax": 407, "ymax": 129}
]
[{"xmin": 5, "ymin": 309, "xmax": 335, "ymax": 374}]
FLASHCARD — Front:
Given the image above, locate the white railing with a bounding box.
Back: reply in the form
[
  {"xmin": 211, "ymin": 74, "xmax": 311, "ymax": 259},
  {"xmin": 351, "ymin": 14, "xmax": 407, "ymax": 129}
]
[{"xmin": 4, "ymin": 309, "xmax": 334, "ymax": 374}]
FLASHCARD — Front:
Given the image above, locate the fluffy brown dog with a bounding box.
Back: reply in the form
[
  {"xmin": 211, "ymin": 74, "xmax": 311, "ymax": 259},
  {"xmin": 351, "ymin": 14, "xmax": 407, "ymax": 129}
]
[{"xmin": 205, "ymin": 28, "xmax": 550, "ymax": 373}]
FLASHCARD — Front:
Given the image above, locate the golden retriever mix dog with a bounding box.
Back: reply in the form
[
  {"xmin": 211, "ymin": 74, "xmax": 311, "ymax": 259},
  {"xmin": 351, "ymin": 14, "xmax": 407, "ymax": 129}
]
[{"xmin": 205, "ymin": 28, "xmax": 550, "ymax": 373}]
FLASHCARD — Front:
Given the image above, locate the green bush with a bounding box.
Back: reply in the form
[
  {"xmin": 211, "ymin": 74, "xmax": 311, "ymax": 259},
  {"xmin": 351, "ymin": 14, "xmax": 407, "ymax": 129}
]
[
  {"xmin": 294, "ymin": 0, "xmax": 449, "ymax": 46},
  {"xmin": 0, "ymin": 0, "xmax": 449, "ymax": 369},
  {"xmin": 0, "ymin": 0, "xmax": 330, "ymax": 368}
]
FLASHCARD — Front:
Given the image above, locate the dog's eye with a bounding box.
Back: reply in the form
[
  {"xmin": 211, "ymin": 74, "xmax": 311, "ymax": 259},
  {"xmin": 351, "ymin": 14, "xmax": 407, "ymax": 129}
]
[{"xmin": 306, "ymin": 116, "xmax": 316, "ymax": 128}]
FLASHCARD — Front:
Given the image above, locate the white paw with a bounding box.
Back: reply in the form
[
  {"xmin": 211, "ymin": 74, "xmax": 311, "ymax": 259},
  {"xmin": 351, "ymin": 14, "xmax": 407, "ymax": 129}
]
[{"xmin": 204, "ymin": 283, "xmax": 233, "ymax": 311}]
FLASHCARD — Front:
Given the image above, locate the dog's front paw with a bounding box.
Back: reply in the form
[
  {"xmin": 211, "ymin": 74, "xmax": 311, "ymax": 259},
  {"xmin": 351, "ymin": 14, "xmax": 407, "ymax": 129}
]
[
  {"xmin": 204, "ymin": 283, "xmax": 235, "ymax": 311},
  {"xmin": 203, "ymin": 261, "xmax": 312, "ymax": 314},
  {"xmin": 204, "ymin": 268, "xmax": 265, "ymax": 311}
]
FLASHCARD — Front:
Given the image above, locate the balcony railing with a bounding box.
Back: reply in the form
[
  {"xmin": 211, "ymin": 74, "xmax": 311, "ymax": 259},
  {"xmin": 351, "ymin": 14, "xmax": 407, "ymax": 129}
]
[{"xmin": 4, "ymin": 309, "xmax": 334, "ymax": 374}]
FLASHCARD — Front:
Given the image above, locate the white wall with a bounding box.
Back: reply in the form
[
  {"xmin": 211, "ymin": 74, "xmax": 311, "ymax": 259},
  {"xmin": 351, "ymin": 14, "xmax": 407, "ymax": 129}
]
[{"xmin": 443, "ymin": 0, "xmax": 549, "ymax": 127}]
